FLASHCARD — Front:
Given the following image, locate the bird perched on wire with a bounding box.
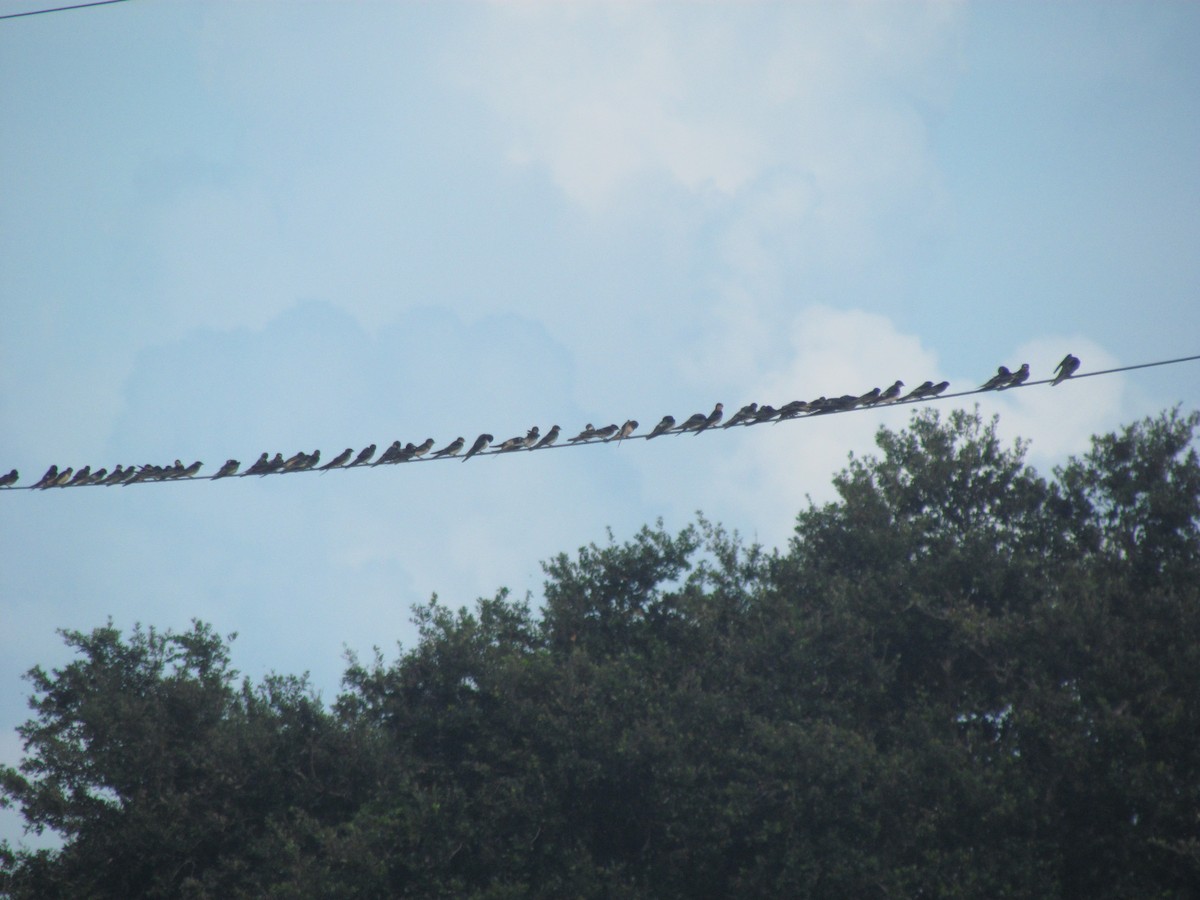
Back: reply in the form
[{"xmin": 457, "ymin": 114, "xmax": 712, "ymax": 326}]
[
  {"xmin": 569, "ymin": 424, "xmax": 598, "ymax": 443},
  {"xmin": 101, "ymin": 465, "xmax": 128, "ymax": 485},
  {"xmin": 610, "ymin": 420, "xmax": 638, "ymax": 442},
  {"xmin": 177, "ymin": 460, "xmax": 203, "ymax": 478},
  {"xmin": 348, "ymin": 444, "xmax": 376, "ymax": 467},
  {"xmin": 319, "ymin": 449, "xmax": 352, "ymax": 471},
  {"xmin": 928, "ymin": 381, "xmax": 950, "ymax": 397},
  {"xmin": 462, "ymin": 434, "xmax": 493, "ymax": 461},
  {"xmin": 591, "ymin": 424, "xmax": 619, "ymax": 440},
  {"xmin": 1000, "ymin": 363, "xmax": 1030, "ymax": 389},
  {"xmin": 0, "ymin": 469, "xmax": 17, "ymax": 488},
  {"xmin": 214, "ymin": 459, "xmax": 241, "ymax": 479},
  {"xmin": 751, "ymin": 405, "xmax": 779, "ymax": 424},
  {"xmin": 373, "ymin": 441, "xmax": 404, "ymax": 466},
  {"xmin": 1052, "ymin": 354, "xmax": 1081, "ymax": 385},
  {"xmin": 693, "ymin": 404, "xmax": 724, "ymax": 434},
  {"xmin": 33, "ymin": 465, "xmax": 58, "ymax": 489},
  {"xmin": 856, "ymin": 388, "xmax": 882, "ymax": 407},
  {"xmin": 433, "ymin": 437, "xmax": 465, "ymax": 459},
  {"xmin": 900, "ymin": 381, "xmax": 933, "ymax": 402},
  {"xmin": 85, "ymin": 468, "xmax": 107, "ymax": 485},
  {"xmin": 242, "ymin": 453, "xmax": 270, "ymax": 476},
  {"xmin": 409, "ymin": 438, "xmax": 435, "ymax": 459},
  {"xmin": 723, "ymin": 403, "xmax": 758, "ymax": 428},
  {"xmin": 647, "ymin": 416, "xmax": 675, "ymax": 438},
  {"xmin": 497, "ymin": 427, "xmax": 539, "ymax": 453},
  {"xmin": 531, "ymin": 425, "xmax": 560, "ymax": 449},
  {"xmin": 980, "ymin": 366, "xmax": 1012, "ymax": 391},
  {"xmin": 67, "ymin": 466, "xmax": 92, "ymax": 486},
  {"xmin": 296, "ymin": 452, "xmax": 319, "ymax": 471},
  {"xmin": 777, "ymin": 400, "xmax": 812, "ymax": 421},
  {"xmin": 52, "ymin": 467, "xmax": 75, "ymax": 487},
  {"xmin": 878, "ymin": 380, "xmax": 905, "ymax": 404},
  {"xmin": 263, "ymin": 453, "xmax": 286, "ymax": 474}
]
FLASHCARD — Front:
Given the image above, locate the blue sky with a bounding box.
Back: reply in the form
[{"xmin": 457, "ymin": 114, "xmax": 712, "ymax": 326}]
[{"xmin": 2, "ymin": 1, "xmax": 1199, "ymax": 846}]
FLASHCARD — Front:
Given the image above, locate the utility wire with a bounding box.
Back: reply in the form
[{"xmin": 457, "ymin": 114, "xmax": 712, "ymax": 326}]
[
  {"xmin": 0, "ymin": 0, "xmax": 130, "ymax": 21},
  {"xmin": 3, "ymin": 352, "xmax": 1199, "ymax": 491}
]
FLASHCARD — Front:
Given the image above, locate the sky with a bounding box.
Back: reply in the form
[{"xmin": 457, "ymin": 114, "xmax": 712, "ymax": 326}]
[{"xmin": 2, "ymin": 0, "xmax": 1199, "ymax": 847}]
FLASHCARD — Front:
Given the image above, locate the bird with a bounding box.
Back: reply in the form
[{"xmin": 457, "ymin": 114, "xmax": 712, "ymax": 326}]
[
  {"xmin": 531, "ymin": 425, "xmax": 560, "ymax": 449},
  {"xmin": 263, "ymin": 453, "xmax": 286, "ymax": 474},
  {"xmin": 409, "ymin": 439, "xmax": 435, "ymax": 459},
  {"xmin": 282, "ymin": 451, "xmax": 309, "ymax": 472},
  {"xmin": 243, "ymin": 453, "xmax": 270, "ymax": 476},
  {"xmin": 348, "ymin": 444, "xmax": 376, "ymax": 467},
  {"xmin": 610, "ymin": 419, "xmax": 638, "ymax": 442},
  {"xmin": 432, "ymin": 437, "xmax": 465, "ymax": 459},
  {"xmin": 0, "ymin": 469, "xmax": 18, "ymax": 488},
  {"xmin": 1052, "ymin": 354, "xmax": 1081, "ymax": 386},
  {"xmin": 462, "ymin": 433, "xmax": 493, "ymax": 461},
  {"xmin": 51, "ymin": 467, "xmax": 75, "ymax": 487},
  {"xmin": 647, "ymin": 416, "xmax": 675, "ymax": 439},
  {"xmin": 495, "ymin": 426, "xmax": 539, "ymax": 452},
  {"xmin": 86, "ymin": 468, "xmax": 107, "ymax": 485},
  {"xmin": 877, "ymin": 380, "xmax": 905, "ymax": 404},
  {"xmin": 123, "ymin": 465, "xmax": 156, "ymax": 486},
  {"xmin": 319, "ymin": 449, "xmax": 352, "ymax": 471},
  {"xmin": 33, "ymin": 465, "xmax": 58, "ymax": 489},
  {"xmin": 980, "ymin": 366, "xmax": 1012, "ymax": 391},
  {"xmin": 373, "ymin": 441, "xmax": 404, "ymax": 465},
  {"xmin": 900, "ymin": 381, "xmax": 934, "ymax": 402},
  {"xmin": 723, "ymin": 403, "xmax": 758, "ymax": 428},
  {"xmin": 693, "ymin": 404, "xmax": 724, "ymax": 435},
  {"xmin": 677, "ymin": 412, "xmax": 708, "ymax": 433},
  {"xmin": 927, "ymin": 380, "xmax": 950, "ymax": 397},
  {"xmin": 296, "ymin": 451, "xmax": 319, "ymax": 471},
  {"xmin": 1000, "ymin": 363, "xmax": 1030, "ymax": 389},
  {"xmin": 751, "ymin": 405, "xmax": 779, "ymax": 424},
  {"xmin": 569, "ymin": 424, "xmax": 597, "ymax": 443},
  {"xmin": 178, "ymin": 460, "xmax": 203, "ymax": 478},
  {"xmin": 856, "ymin": 387, "xmax": 882, "ymax": 407},
  {"xmin": 67, "ymin": 466, "xmax": 92, "ymax": 486},
  {"xmin": 776, "ymin": 400, "xmax": 811, "ymax": 420},
  {"xmin": 213, "ymin": 459, "xmax": 241, "ymax": 479},
  {"xmin": 100, "ymin": 465, "xmax": 127, "ymax": 485},
  {"xmin": 592, "ymin": 424, "xmax": 619, "ymax": 440},
  {"xmin": 397, "ymin": 443, "xmax": 419, "ymax": 462}
]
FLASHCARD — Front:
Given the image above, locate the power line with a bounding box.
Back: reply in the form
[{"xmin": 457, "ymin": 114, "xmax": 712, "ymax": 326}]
[
  {"xmin": 2, "ymin": 352, "xmax": 1198, "ymax": 491},
  {"xmin": 0, "ymin": 0, "xmax": 131, "ymax": 21}
]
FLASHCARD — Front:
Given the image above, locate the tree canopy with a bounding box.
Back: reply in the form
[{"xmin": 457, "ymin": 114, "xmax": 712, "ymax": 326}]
[{"xmin": 4, "ymin": 407, "xmax": 1199, "ymax": 898}]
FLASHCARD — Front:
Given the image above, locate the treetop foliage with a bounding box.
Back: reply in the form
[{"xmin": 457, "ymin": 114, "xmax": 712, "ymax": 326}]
[{"xmin": 4, "ymin": 407, "xmax": 1199, "ymax": 898}]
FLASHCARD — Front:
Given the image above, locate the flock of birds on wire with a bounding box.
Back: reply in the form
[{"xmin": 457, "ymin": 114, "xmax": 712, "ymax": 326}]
[{"xmin": 1, "ymin": 354, "xmax": 1082, "ymax": 492}]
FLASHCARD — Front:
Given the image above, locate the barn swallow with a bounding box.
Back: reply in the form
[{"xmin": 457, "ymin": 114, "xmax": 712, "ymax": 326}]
[
  {"xmin": 263, "ymin": 453, "xmax": 286, "ymax": 474},
  {"xmin": 592, "ymin": 424, "xmax": 619, "ymax": 440},
  {"xmin": 319, "ymin": 449, "xmax": 352, "ymax": 471},
  {"xmin": 296, "ymin": 451, "xmax": 318, "ymax": 471},
  {"xmin": 373, "ymin": 441, "xmax": 404, "ymax": 465},
  {"xmin": 751, "ymin": 405, "xmax": 779, "ymax": 423},
  {"xmin": 0, "ymin": 469, "xmax": 18, "ymax": 488},
  {"xmin": 348, "ymin": 444, "xmax": 376, "ymax": 467},
  {"xmin": 928, "ymin": 380, "xmax": 950, "ymax": 397},
  {"xmin": 777, "ymin": 400, "xmax": 811, "ymax": 420},
  {"xmin": 282, "ymin": 451, "xmax": 309, "ymax": 472},
  {"xmin": 980, "ymin": 366, "xmax": 1012, "ymax": 391},
  {"xmin": 723, "ymin": 403, "xmax": 758, "ymax": 427},
  {"xmin": 900, "ymin": 381, "xmax": 934, "ymax": 401},
  {"xmin": 179, "ymin": 460, "xmax": 203, "ymax": 478},
  {"xmin": 52, "ymin": 467, "xmax": 75, "ymax": 487},
  {"xmin": 432, "ymin": 437, "xmax": 465, "ymax": 459},
  {"xmin": 67, "ymin": 466, "xmax": 92, "ymax": 486},
  {"xmin": 569, "ymin": 424, "xmax": 597, "ymax": 443},
  {"xmin": 495, "ymin": 426, "xmax": 539, "ymax": 452},
  {"xmin": 1052, "ymin": 354, "xmax": 1080, "ymax": 385},
  {"xmin": 693, "ymin": 404, "xmax": 723, "ymax": 434},
  {"xmin": 243, "ymin": 453, "xmax": 270, "ymax": 476},
  {"xmin": 677, "ymin": 412, "xmax": 708, "ymax": 432},
  {"xmin": 1000, "ymin": 363, "xmax": 1030, "ymax": 389},
  {"xmin": 532, "ymin": 425, "xmax": 560, "ymax": 449},
  {"xmin": 856, "ymin": 388, "xmax": 882, "ymax": 407},
  {"xmin": 610, "ymin": 419, "xmax": 638, "ymax": 442},
  {"xmin": 214, "ymin": 459, "xmax": 241, "ymax": 479},
  {"xmin": 462, "ymin": 433, "xmax": 493, "ymax": 461},
  {"xmin": 397, "ymin": 443, "xmax": 419, "ymax": 462},
  {"xmin": 33, "ymin": 465, "xmax": 59, "ymax": 489},
  {"xmin": 877, "ymin": 380, "xmax": 905, "ymax": 404},
  {"xmin": 647, "ymin": 416, "xmax": 675, "ymax": 438},
  {"xmin": 409, "ymin": 439, "xmax": 435, "ymax": 459},
  {"xmin": 101, "ymin": 465, "xmax": 127, "ymax": 485},
  {"xmin": 124, "ymin": 465, "xmax": 155, "ymax": 485}
]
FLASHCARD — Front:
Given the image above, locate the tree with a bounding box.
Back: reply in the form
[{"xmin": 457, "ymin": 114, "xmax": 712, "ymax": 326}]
[{"xmin": 5, "ymin": 408, "xmax": 1199, "ymax": 897}]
